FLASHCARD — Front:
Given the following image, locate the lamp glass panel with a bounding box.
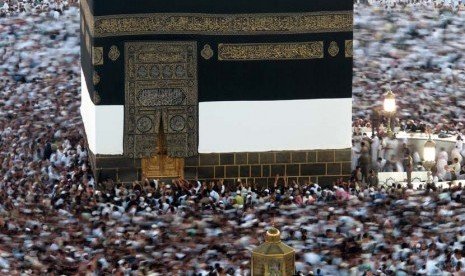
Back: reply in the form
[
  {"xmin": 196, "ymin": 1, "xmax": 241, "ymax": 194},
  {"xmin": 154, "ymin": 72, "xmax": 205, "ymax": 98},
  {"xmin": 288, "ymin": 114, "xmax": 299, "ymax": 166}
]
[
  {"xmin": 424, "ymin": 146, "xmax": 436, "ymax": 162},
  {"xmin": 384, "ymin": 98, "xmax": 396, "ymax": 113}
]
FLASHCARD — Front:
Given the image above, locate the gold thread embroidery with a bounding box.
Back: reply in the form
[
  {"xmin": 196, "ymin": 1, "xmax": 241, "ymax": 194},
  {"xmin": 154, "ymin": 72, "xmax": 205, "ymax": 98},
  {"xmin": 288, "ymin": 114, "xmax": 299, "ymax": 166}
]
[
  {"xmin": 85, "ymin": 30, "xmax": 91, "ymax": 56},
  {"xmin": 93, "ymin": 71, "xmax": 100, "ymax": 85},
  {"xmin": 81, "ymin": 0, "xmax": 94, "ymax": 35},
  {"xmin": 201, "ymin": 44, "xmax": 214, "ymax": 60},
  {"xmin": 124, "ymin": 42, "xmax": 198, "ymax": 158},
  {"xmin": 80, "ymin": 2, "xmax": 91, "ymax": 57},
  {"xmin": 218, "ymin": 42, "xmax": 324, "ymax": 61},
  {"xmin": 92, "ymin": 47, "xmax": 104, "ymax": 65},
  {"xmin": 345, "ymin": 40, "xmax": 353, "ymax": 58},
  {"xmin": 83, "ymin": 10, "xmax": 352, "ymax": 37},
  {"xmin": 93, "ymin": 91, "xmax": 101, "ymax": 104},
  {"xmin": 328, "ymin": 41, "xmax": 339, "ymax": 57},
  {"xmin": 108, "ymin": 45, "xmax": 121, "ymax": 61},
  {"xmin": 136, "ymin": 45, "xmax": 187, "ymax": 63}
]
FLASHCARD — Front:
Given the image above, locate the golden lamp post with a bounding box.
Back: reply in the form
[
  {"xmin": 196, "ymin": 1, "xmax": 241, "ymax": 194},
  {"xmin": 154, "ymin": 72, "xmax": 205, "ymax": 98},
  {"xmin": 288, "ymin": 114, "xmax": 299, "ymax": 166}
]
[
  {"xmin": 383, "ymin": 89, "xmax": 396, "ymax": 138},
  {"xmin": 251, "ymin": 226, "xmax": 295, "ymax": 276},
  {"xmin": 423, "ymin": 135, "xmax": 436, "ymax": 185}
]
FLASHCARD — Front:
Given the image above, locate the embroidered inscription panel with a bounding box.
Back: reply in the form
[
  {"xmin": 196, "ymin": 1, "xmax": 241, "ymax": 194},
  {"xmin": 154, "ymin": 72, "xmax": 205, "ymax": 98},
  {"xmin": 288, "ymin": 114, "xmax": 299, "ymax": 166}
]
[{"xmin": 124, "ymin": 42, "xmax": 198, "ymax": 158}]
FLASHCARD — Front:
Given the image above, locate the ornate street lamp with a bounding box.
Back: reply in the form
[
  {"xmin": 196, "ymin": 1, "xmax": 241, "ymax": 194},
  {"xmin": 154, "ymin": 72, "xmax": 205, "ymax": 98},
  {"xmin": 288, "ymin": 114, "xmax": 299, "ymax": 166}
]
[
  {"xmin": 251, "ymin": 226, "xmax": 295, "ymax": 276},
  {"xmin": 423, "ymin": 135, "xmax": 436, "ymax": 185},
  {"xmin": 383, "ymin": 89, "xmax": 396, "ymax": 138}
]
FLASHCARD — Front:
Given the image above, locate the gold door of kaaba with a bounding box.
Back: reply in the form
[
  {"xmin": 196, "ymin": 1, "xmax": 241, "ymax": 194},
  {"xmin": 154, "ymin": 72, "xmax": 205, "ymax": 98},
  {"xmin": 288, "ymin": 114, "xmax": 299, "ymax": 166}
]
[
  {"xmin": 124, "ymin": 41, "xmax": 198, "ymax": 178},
  {"xmin": 142, "ymin": 155, "xmax": 184, "ymax": 178},
  {"xmin": 141, "ymin": 123, "xmax": 184, "ymax": 178}
]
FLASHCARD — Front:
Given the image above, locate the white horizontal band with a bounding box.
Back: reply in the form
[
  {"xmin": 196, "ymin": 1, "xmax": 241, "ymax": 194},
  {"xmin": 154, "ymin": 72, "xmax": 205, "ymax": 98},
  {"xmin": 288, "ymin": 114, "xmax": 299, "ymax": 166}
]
[
  {"xmin": 199, "ymin": 99, "xmax": 352, "ymax": 153},
  {"xmin": 81, "ymin": 71, "xmax": 352, "ymax": 154}
]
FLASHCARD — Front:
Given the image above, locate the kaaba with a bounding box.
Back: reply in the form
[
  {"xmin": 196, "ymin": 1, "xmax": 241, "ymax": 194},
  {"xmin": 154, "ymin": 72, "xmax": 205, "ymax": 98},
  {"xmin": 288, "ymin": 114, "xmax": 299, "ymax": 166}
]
[{"xmin": 80, "ymin": 0, "xmax": 354, "ymax": 186}]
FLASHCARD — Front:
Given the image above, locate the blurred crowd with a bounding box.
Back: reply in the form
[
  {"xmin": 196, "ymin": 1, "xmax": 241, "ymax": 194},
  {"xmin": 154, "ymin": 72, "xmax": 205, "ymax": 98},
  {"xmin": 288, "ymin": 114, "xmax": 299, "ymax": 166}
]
[
  {"xmin": 0, "ymin": 0, "xmax": 78, "ymax": 17},
  {"xmin": 5, "ymin": 169, "xmax": 465, "ymax": 275},
  {"xmin": 0, "ymin": 0, "xmax": 465, "ymax": 275},
  {"xmin": 351, "ymin": 131, "xmax": 465, "ymax": 187},
  {"xmin": 352, "ymin": 2, "xmax": 465, "ymax": 194},
  {"xmin": 355, "ymin": 0, "xmax": 465, "ymax": 10},
  {"xmin": 0, "ymin": 2, "xmax": 90, "ymax": 273},
  {"xmin": 353, "ymin": 1, "xmax": 465, "ymax": 134}
]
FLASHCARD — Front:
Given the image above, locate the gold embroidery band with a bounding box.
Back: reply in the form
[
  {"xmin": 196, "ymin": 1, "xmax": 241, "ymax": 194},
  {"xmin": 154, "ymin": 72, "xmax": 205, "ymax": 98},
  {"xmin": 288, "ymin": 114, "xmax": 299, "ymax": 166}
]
[
  {"xmin": 81, "ymin": 0, "xmax": 94, "ymax": 35},
  {"xmin": 80, "ymin": 4, "xmax": 352, "ymax": 38},
  {"xmin": 94, "ymin": 12, "xmax": 352, "ymax": 37},
  {"xmin": 345, "ymin": 40, "xmax": 353, "ymax": 58},
  {"xmin": 218, "ymin": 42, "xmax": 324, "ymax": 61}
]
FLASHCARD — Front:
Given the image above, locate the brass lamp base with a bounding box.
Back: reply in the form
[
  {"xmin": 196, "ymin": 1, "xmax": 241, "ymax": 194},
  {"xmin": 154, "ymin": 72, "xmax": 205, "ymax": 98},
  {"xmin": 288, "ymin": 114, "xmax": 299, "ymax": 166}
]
[{"xmin": 423, "ymin": 161, "xmax": 436, "ymax": 185}]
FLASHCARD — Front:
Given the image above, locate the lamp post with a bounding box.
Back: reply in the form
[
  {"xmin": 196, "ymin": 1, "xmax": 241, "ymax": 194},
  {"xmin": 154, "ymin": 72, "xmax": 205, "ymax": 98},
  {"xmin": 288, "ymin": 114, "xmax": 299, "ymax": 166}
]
[
  {"xmin": 383, "ymin": 89, "xmax": 396, "ymax": 138},
  {"xmin": 423, "ymin": 135, "xmax": 436, "ymax": 186}
]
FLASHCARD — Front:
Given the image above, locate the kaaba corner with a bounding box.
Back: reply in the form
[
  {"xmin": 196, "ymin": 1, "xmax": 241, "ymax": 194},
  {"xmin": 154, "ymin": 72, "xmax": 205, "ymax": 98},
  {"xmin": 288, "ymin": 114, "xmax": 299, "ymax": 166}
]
[{"xmin": 79, "ymin": 0, "xmax": 354, "ymax": 187}]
